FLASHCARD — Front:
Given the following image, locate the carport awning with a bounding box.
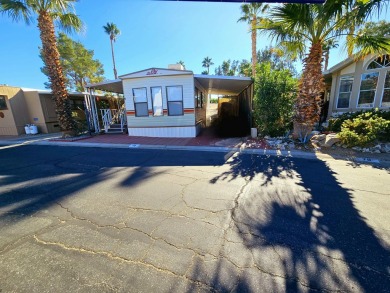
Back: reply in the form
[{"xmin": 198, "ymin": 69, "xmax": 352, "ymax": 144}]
[
  {"xmin": 86, "ymin": 79, "xmax": 123, "ymax": 94},
  {"xmin": 194, "ymin": 74, "xmax": 252, "ymax": 95},
  {"xmin": 86, "ymin": 75, "xmax": 253, "ymax": 96}
]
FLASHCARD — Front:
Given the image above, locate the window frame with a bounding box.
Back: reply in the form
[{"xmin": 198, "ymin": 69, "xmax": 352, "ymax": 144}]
[
  {"xmin": 357, "ymin": 71, "xmax": 379, "ymax": 109},
  {"xmin": 166, "ymin": 85, "xmax": 184, "ymax": 116},
  {"xmin": 150, "ymin": 86, "xmax": 164, "ymax": 116},
  {"xmin": 0, "ymin": 95, "xmax": 8, "ymax": 110},
  {"xmin": 195, "ymin": 88, "xmax": 203, "ymax": 109},
  {"xmin": 380, "ymin": 70, "xmax": 390, "ymax": 108},
  {"xmin": 336, "ymin": 75, "xmax": 354, "ymax": 109},
  {"xmin": 366, "ymin": 54, "xmax": 390, "ymax": 70},
  {"xmin": 132, "ymin": 87, "xmax": 149, "ymax": 117}
]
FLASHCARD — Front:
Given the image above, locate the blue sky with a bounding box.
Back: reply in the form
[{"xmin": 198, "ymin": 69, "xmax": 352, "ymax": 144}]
[{"xmin": 0, "ymin": 0, "xmax": 388, "ymax": 90}]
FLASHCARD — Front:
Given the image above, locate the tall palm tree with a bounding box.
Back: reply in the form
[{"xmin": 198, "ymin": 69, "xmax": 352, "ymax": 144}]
[
  {"xmin": 202, "ymin": 56, "xmax": 214, "ymax": 74},
  {"xmin": 177, "ymin": 60, "xmax": 186, "ymax": 69},
  {"xmin": 238, "ymin": 3, "xmax": 269, "ymax": 77},
  {"xmin": 322, "ymin": 39, "xmax": 339, "ymax": 71},
  {"xmin": 258, "ymin": 0, "xmax": 389, "ymax": 141},
  {"xmin": 0, "ymin": 0, "xmax": 83, "ymax": 133},
  {"xmin": 103, "ymin": 22, "xmax": 120, "ymax": 79}
]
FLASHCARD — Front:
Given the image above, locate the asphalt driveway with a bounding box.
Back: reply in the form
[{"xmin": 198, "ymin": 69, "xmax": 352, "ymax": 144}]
[{"xmin": 0, "ymin": 145, "xmax": 389, "ymax": 292}]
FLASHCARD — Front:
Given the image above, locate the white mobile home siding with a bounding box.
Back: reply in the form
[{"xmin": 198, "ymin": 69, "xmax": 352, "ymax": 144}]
[{"xmin": 123, "ymin": 73, "xmax": 196, "ymax": 137}]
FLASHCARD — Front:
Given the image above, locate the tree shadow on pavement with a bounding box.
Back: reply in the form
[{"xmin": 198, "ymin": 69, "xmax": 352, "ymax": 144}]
[
  {"xmin": 192, "ymin": 154, "xmax": 390, "ymax": 292},
  {"xmin": 0, "ymin": 146, "xmax": 228, "ymax": 221}
]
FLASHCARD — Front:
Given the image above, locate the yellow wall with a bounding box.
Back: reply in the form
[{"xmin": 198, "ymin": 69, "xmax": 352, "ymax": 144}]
[
  {"xmin": 0, "ymin": 86, "xmax": 100, "ymax": 136},
  {"xmin": 0, "ymin": 86, "xmax": 25, "ymax": 135},
  {"xmin": 23, "ymin": 91, "xmax": 49, "ymax": 133}
]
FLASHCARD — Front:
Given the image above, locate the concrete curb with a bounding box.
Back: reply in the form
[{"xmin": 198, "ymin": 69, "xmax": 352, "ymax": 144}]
[{"xmin": 1, "ymin": 138, "xmax": 387, "ymax": 166}]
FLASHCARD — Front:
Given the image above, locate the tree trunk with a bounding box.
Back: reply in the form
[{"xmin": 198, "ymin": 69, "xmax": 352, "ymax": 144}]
[
  {"xmin": 110, "ymin": 38, "xmax": 118, "ymax": 79},
  {"xmin": 251, "ymin": 16, "xmax": 257, "ymax": 77},
  {"xmin": 37, "ymin": 11, "xmax": 76, "ymax": 133},
  {"xmin": 324, "ymin": 50, "xmax": 329, "ymax": 71},
  {"xmin": 293, "ymin": 42, "xmax": 324, "ymax": 142}
]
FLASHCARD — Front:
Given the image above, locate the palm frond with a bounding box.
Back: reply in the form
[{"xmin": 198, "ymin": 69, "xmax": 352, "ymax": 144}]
[
  {"xmin": 355, "ymin": 0, "xmax": 389, "ymax": 21},
  {"xmin": 272, "ymin": 4, "xmax": 313, "ymax": 35},
  {"xmin": 353, "ymin": 35, "xmax": 390, "ymax": 59},
  {"xmin": 103, "ymin": 22, "xmax": 120, "ymax": 40},
  {"xmin": 0, "ymin": 0, "xmax": 33, "ymax": 24},
  {"xmin": 280, "ymin": 40, "xmax": 306, "ymax": 60},
  {"xmin": 55, "ymin": 12, "xmax": 83, "ymax": 33}
]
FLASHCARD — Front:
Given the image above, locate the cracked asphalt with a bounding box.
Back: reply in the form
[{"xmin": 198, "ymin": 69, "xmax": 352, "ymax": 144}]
[{"xmin": 0, "ymin": 145, "xmax": 389, "ymax": 293}]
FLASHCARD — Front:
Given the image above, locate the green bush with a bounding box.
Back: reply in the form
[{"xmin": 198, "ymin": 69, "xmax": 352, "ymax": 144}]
[
  {"xmin": 253, "ymin": 62, "xmax": 297, "ymax": 137},
  {"xmin": 338, "ymin": 112, "xmax": 390, "ymax": 147},
  {"xmin": 328, "ymin": 109, "xmax": 390, "ymax": 132}
]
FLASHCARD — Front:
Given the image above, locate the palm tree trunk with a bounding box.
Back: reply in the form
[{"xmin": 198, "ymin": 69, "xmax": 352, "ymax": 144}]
[
  {"xmin": 110, "ymin": 38, "xmax": 118, "ymax": 79},
  {"xmin": 293, "ymin": 42, "xmax": 324, "ymax": 142},
  {"xmin": 251, "ymin": 17, "xmax": 257, "ymax": 77},
  {"xmin": 37, "ymin": 11, "xmax": 75, "ymax": 133},
  {"xmin": 324, "ymin": 50, "xmax": 329, "ymax": 71}
]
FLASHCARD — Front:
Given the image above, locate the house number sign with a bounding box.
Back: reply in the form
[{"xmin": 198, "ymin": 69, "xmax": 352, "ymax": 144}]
[{"xmin": 146, "ymin": 69, "xmax": 158, "ymax": 75}]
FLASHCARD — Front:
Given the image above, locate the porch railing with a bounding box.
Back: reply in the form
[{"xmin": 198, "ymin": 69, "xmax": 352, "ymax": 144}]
[{"xmin": 100, "ymin": 109, "xmax": 126, "ymax": 133}]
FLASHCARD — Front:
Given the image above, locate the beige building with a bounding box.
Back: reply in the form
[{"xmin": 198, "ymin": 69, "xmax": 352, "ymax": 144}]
[
  {"xmin": 324, "ymin": 53, "xmax": 390, "ymax": 118},
  {"xmin": 0, "ymin": 85, "xmax": 88, "ymax": 136}
]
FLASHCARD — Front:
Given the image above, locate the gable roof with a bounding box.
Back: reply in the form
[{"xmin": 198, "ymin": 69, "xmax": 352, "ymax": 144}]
[
  {"xmin": 119, "ymin": 68, "xmax": 193, "ymax": 79},
  {"xmin": 323, "ymin": 56, "xmax": 355, "ymax": 76}
]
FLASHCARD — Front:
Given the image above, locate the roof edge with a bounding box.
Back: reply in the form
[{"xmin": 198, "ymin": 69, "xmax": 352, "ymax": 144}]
[
  {"xmin": 194, "ymin": 74, "xmax": 252, "ymax": 81},
  {"xmin": 119, "ymin": 68, "xmax": 194, "ymax": 78}
]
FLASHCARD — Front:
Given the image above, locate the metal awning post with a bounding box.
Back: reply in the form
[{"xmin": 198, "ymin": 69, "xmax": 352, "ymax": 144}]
[
  {"xmin": 86, "ymin": 88, "xmax": 100, "ymax": 133},
  {"xmin": 91, "ymin": 89, "xmax": 100, "ymax": 133},
  {"xmin": 83, "ymin": 93, "xmax": 92, "ymax": 134}
]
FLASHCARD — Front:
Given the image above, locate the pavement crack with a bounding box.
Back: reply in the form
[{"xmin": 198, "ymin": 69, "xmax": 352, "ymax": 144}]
[
  {"xmin": 251, "ymin": 263, "xmax": 339, "ymax": 293},
  {"xmin": 0, "ymin": 217, "xmax": 63, "ymax": 255},
  {"xmin": 33, "ymin": 235, "xmax": 216, "ymax": 291}
]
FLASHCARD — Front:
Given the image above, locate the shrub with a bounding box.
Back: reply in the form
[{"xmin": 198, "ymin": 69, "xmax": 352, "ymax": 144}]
[
  {"xmin": 338, "ymin": 112, "xmax": 390, "ymax": 147},
  {"xmin": 328, "ymin": 109, "xmax": 390, "ymax": 132},
  {"xmin": 253, "ymin": 62, "xmax": 297, "ymax": 137}
]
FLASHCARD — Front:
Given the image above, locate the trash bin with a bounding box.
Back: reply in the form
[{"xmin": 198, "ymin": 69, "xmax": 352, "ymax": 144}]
[
  {"xmin": 30, "ymin": 125, "xmax": 38, "ymax": 135},
  {"xmin": 25, "ymin": 125, "xmax": 31, "ymax": 135},
  {"xmin": 251, "ymin": 128, "xmax": 257, "ymax": 138}
]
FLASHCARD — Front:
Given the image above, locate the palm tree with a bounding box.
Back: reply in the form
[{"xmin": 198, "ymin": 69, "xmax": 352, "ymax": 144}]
[
  {"xmin": 322, "ymin": 39, "xmax": 339, "ymax": 71},
  {"xmin": 202, "ymin": 56, "xmax": 214, "ymax": 74},
  {"xmin": 258, "ymin": 0, "xmax": 389, "ymax": 142},
  {"xmin": 238, "ymin": 3, "xmax": 269, "ymax": 77},
  {"xmin": 0, "ymin": 0, "xmax": 83, "ymax": 133},
  {"xmin": 103, "ymin": 22, "xmax": 120, "ymax": 79},
  {"xmin": 177, "ymin": 60, "xmax": 186, "ymax": 69}
]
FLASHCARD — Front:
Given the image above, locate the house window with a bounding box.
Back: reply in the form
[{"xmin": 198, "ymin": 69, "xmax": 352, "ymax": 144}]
[
  {"xmin": 132, "ymin": 87, "xmax": 148, "ymax": 117},
  {"xmin": 151, "ymin": 86, "xmax": 163, "ymax": 116},
  {"xmin": 381, "ymin": 71, "xmax": 390, "ymax": 108},
  {"xmin": 166, "ymin": 86, "xmax": 183, "ymax": 116},
  {"xmin": 367, "ymin": 54, "xmax": 390, "ymax": 69},
  {"xmin": 337, "ymin": 75, "xmax": 353, "ymax": 108},
  {"xmin": 357, "ymin": 72, "xmax": 379, "ymax": 108},
  {"xmin": 0, "ymin": 95, "xmax": 7, "ymax": 110},
  {"xmin": 70, "ymin": 99, "xmax": 84, "ymax": 111},
  {"xmin": 195, "ymin": 88, "xmax": 203, "ymax": 108},
  {"xmin": 198, "ymin": 92, "xmax": 203, "ymax": 108}
]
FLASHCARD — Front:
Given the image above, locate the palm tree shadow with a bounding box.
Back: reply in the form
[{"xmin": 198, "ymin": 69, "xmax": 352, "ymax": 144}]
[{"xmin": 201, "ymin": 154, "xmax": 390, "ymax": 292}]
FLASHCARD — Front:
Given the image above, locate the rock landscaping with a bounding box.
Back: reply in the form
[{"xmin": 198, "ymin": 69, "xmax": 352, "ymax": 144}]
[{"xmin": 245, "ymin": 132, "xmax": 390, "ymax": 155}]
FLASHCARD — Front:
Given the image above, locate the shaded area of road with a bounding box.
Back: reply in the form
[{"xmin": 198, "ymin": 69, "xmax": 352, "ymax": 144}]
[
  {"xmin": 209, "ymin": 154, "xmax": 390, "ymax": 292},
  {"xmin": 0, "ymin": 145, "xmax": 389, "ymax": 292}
]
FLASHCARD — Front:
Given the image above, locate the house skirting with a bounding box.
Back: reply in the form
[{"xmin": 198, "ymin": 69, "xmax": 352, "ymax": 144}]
[{"xmin": 128, "ymin": 125, "xmax": 200, "ymax": 138}]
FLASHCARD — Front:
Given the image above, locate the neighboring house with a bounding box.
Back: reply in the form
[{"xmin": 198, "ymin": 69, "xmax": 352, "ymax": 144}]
[
  {"xmin": 324, "ymin": 53, "xmax": 390, "ymax": 119},
  {"xmin": 0, "ymin": 85, "xmax": 104, "ymax": 136},
  {"xmin": 86, "ymin": 64, "xmax": 253, "ymax": 138}
]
